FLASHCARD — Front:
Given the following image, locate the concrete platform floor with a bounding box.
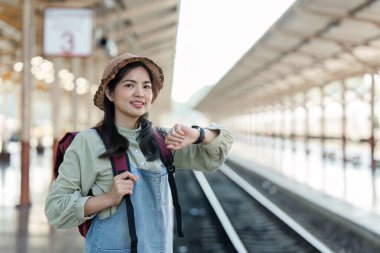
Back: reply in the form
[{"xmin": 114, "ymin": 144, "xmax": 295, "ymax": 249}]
[{"xmin": 0, "ymin": 144, "xmax": 83, "ymax": 253}]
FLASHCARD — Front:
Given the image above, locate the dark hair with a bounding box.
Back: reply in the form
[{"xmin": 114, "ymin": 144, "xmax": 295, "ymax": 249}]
[{"xmin": 98, "ymin": 61, "xmax": 160, "ymax": 161}]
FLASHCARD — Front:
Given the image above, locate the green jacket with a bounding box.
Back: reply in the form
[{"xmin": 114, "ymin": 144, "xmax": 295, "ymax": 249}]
[{"xmin": 45, "ymin": 124, "xmax": 233, "ymax": 229}]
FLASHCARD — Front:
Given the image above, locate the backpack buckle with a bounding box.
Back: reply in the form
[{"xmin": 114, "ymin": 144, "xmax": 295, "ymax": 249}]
[{"xmin": 167, "ymin": 165, "xmax": 176, "ymax": 173}]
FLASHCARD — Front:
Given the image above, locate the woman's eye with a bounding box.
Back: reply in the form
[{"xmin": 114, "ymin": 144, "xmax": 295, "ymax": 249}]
[
  {"xmin": 144, "ymin": 85, "xmax": 152, "ymax": 89},
  {"xmin": 125, "ymin": 83, "xmax": 133, "ymax": 87}
]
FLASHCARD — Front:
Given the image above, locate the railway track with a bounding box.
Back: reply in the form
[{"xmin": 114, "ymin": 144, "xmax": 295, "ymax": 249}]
[{"xmin": 174, "ymin": 161, "xmax": 380, "ymax": 253}]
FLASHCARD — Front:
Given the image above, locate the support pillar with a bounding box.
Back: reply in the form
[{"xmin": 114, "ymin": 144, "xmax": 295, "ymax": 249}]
[
  {"xmin": 320, "ymin": 86, "xmax": 326, "ymax": 158},
  {"xmin": 72, "ymin": 57, "xmax": 80, "ymax": 131},
  {"xmin": 291, "ymin": 97, "xmax": 296, "ymax": 152},
  {"xmin": 341, "ymin": 80, "xmax": 347, "ymax": 197},
  {"xmin": 369, "ymin": 73, "xmax": 377, "ymax": 206},
  {"xmin": 0, "ymin": 78, "xmax": 10, "ymax": 164},
  {"xmin": 51, "ymin": 57, "xmax": 63, "ymax": 177},
  {"xmin": 304, "ymin": 92, "xmax": 310, "ymax": 155},
  {"xmin": 281, "ymin": 102, "xmax": 285, "ymax": 149},
  {"xmin": 20, "ymin": 0, "xmax": 33, "ymax": 206},
  {"xmin": 370, "ymin": 73, "xmax": 376, "ymax": 172},
  {"xmin": 249, "ymin": 108, "xmax": 254, "ymax": 145},
  {"xmin": 342, "ymin": 80, "xmax": 347, "ymax": 165},
  {"xmin": 86, "ymin": 58, "xmax": 93, "ymax": 127}
]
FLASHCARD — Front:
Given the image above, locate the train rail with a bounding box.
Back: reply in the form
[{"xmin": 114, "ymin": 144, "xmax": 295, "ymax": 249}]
[
  {"xmin": 174, "ymin": 161, "xmax": 380, "ymax": 253},
  {"xmin": 198, "ymin": 166, "xmax": 327, "ymax": 253}
]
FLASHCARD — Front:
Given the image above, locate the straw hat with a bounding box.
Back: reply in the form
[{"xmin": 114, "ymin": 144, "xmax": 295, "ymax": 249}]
[{"xmin": 93, "ymin": 53, "xmax": 164, "ymax": 110}]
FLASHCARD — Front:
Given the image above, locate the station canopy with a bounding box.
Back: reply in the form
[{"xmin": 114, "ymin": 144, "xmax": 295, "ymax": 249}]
[
  {"xmin": 0, "ymin": 0, "xmax": 179, "ymax": 113},
  {"xmin": 196, "ymin": 0, "xmax": 380, "ymax": 118}
]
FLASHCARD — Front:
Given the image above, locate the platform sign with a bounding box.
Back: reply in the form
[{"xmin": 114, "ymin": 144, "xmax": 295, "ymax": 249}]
[{"xmin": 43, "ymin": 8, "xmax": 93, "ymax": 57}]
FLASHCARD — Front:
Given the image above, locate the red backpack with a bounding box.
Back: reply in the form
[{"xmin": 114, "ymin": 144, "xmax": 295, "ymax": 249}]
[{"xmin": 52, "ymin": 127, "xmax": 183, "ymax": 251}]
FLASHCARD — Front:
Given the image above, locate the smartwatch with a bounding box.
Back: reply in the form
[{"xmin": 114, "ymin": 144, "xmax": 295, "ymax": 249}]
[{"xmin": 191, "ymin": 125, "xmax": 205, "ymax": 144}]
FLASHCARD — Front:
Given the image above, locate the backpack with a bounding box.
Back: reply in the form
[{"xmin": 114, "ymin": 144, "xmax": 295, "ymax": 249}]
[{"xmin": 53, "ymin": 126, "xmax": 183, "ymax": 251}]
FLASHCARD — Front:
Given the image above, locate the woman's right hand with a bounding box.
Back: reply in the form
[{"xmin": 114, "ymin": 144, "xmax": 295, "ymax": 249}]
[{"xmin": 107, "ymin": 171, "xmax": 139, "ymax": 206}]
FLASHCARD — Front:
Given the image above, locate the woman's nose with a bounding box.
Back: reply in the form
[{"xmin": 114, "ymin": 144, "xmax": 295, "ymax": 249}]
[{"xmin": 134, "ymin": 85, "xmax": 144, "ymax": 97}]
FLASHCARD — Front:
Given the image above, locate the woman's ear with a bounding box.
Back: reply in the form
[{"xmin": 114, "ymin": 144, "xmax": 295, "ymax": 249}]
[{"xmin": 104, "ymin": 87, "xmax": 114, "ymax": 102}]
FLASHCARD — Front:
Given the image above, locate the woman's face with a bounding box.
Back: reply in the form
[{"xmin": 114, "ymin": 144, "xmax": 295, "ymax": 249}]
[{"xmin": 107, "ymin": 66, "xmax": 153, "ymax": 125}]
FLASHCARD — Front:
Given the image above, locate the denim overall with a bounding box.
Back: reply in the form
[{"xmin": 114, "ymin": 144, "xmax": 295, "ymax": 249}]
[{"xmin": 84, "ymin": 163, "xmax": 173, "ymax": 253}]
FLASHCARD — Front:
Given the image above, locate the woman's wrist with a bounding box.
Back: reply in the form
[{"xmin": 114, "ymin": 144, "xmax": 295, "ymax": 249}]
[
  {"xmin": 105, "ymin": 192, "xmax": 121, "ymax": 207},
  {"xmin": 203, "ymin": 129, "xmax": 219, "ymax": 144}
]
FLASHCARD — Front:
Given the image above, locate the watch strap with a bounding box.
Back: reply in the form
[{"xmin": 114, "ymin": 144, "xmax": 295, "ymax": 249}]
[{"xmin": 191, "ymin": 125, "xmax": 205, "ymax": 144}]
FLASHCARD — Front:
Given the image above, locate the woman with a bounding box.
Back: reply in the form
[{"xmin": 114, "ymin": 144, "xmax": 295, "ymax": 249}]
[{"xmin": 45, "ymin": 53, "xmax": 233, "ymax": 253}]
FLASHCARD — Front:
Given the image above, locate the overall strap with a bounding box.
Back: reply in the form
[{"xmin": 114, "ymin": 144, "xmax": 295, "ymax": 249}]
[
  {"xmin": 94, "ymin": 127, "xmax": 138, "ymax": 253},
  {"xmin": 153, "ymin": 129, "xmax": 184, "ymax": 237}
]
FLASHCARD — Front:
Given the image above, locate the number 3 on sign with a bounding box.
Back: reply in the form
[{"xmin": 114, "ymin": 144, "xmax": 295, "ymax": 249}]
[{"xmin": 61, "ymin": 31, "xmax": 74, "ymax": 54}]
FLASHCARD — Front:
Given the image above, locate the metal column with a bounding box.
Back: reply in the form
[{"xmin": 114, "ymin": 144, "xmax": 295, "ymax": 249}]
[
  {"xmin": 51, "ymin": 57, "xmax": 63, "ymax": 175},
  {"xmin": 341, "ymin": 80, "xmax": 347, "ymax": 196},
  {"xmin": 304, "ymin": 92, "xmax": 310, "ymax": 154},
  {"xmin": 320, "ymin": 86, "xmax": 325, "ymax": 158},
  {"xmin": 72, "ymin": 57, "xmax": 80, "ymax": 131},
  {"xmin": 20, "ymin": 0, "xmax": 33, "ymax": 206},
  {"xmin": 369, "ymin": 72, "xmax": 377, "ymax": 206}
]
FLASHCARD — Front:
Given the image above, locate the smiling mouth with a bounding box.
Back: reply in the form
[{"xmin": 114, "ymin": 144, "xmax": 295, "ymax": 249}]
[
  {"xmin": 131, "ymin": 101, "xmax": 145, "ymax": 105},
  {"xmin": 130, "ymin": 101, "xmax": 146, "ymax": 109}
]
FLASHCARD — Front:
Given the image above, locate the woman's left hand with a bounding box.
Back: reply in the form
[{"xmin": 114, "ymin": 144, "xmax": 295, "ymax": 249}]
[{"xmin": 165, "ymin": 124, "xmax": 199, "ymax": 150}]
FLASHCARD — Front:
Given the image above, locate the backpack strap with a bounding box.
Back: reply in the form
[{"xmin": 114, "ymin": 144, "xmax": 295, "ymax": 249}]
[
  {"xmin": 153, "ymin": 129, "xmax": 184, "ymax": 237},
  {"xmin": 94, "ymin": 127, "xmax": 138, "ymax": 253},
  {"xmin": 54, "ymin": 132, "xmax": 79, "ymax": 179}
]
